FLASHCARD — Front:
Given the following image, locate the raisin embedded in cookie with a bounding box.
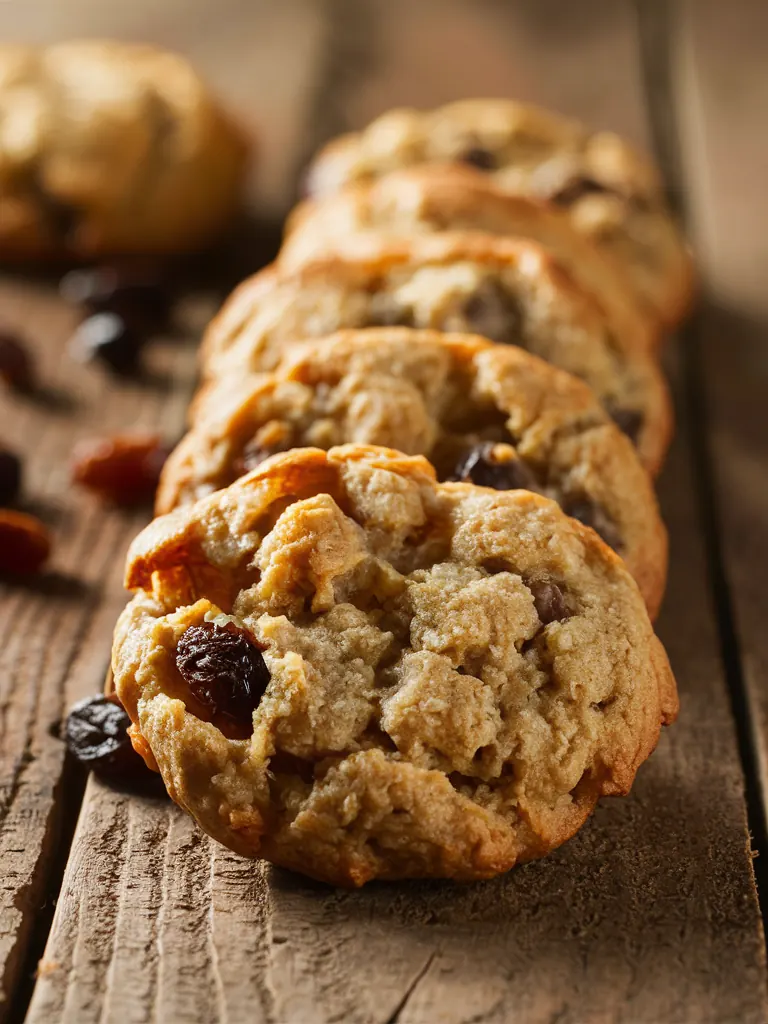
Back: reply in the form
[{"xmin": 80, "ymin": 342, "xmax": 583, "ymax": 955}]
[
  {"xmin": 200, "ymin": 233, "xmax": 672, "ymax": 474},
  {"xmin": 303, "ymin": 100, "xmax": 693, "ymax": 329},
  {"xmin": 0, "ymin": 41, "xmax": 248, "ymax": 259},
  {"xmin": 114, "ymin": 445, "xmax": 677, "ymax": 886},
  {"xmin": 283, "ymin": 166, "xmax": 656, "ymax": 352},
  {"xmin": 162, "ymin": 328, "xmax": 667, "ymax": 616}
]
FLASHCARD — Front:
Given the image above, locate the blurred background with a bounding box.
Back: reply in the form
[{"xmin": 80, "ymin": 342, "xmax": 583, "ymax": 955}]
[
  {"xmin": 0, "ymin": 0, "xmax": 763, "ymax": 317},
  {"xmin": 0, "ymin": 1, "xmax": 653, "ymax": 210}
]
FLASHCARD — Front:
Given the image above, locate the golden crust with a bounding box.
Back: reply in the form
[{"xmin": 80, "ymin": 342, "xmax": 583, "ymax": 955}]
[
  {"xmin": 114, "ymin": 444, "xmax": 677, "ymax": 886},
  {"xmin": 283, "ymin": 165, "xmax": 658, "ymax": 352},
  {"xmin": 200, "ymin": 233, "xmax": 673, "ymax": 475},
  {"xmin": 0, "ymin": 40, "xmax": 248, "ymax": 259},
  {"xmin": 161, "ymin": 328, "xmax": 667, "ymax": 617},
  {"xmin": 304, "ymin": 100, "xmax": 694, "ymax": 329}
]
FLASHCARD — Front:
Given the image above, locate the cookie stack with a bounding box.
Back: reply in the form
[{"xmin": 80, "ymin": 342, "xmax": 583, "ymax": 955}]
[{"xmin": 114, "ymin": 99, "xmax": 689, "ymax": 887}]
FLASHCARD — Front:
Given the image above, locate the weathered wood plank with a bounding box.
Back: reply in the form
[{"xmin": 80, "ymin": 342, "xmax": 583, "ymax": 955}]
[
  {"xmin": 27, "ymin": 781, "xmax": 273, "ymax": 1024},
  {"xmin": 20, "ymin": 1, "xmax": 768, "ymax": 1022},
  {"xmin": 0, "ymin": 280, "xmax": 199, "ymax": 1021},
  {"xmin": 26, "ymin": 350, "xmax": 768, "ymax": 1024},
  {"xmin": 671, "ymin": 0, "xmax": 768, "ymax": 831}
]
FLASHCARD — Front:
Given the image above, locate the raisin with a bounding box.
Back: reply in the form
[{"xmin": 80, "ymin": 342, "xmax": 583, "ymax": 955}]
[
  {"xmin": 28, "ymin": 174, "xmax": 81, "ymax": 243},
  {"xmin": 0, "ymin": 509, "xmax": 50, "ymax": 575},
  {"xmin": 0, "ymin": 449, "xmax": 21, "ymax": 505},
  {"xmin": 452, "ymin": 442, "xmax": 535, "ymax": 491},
  {"xmin": 60, "ymin": 265, "xmax": 170, "ymax": 327},
  {"xmin": 460, "ymin": 146, "xmax": 496, "ymax": 171},
  {"xmin": 65, "ymin": 694, "xmax": 154, "ymax": 783},
  {"xmin": 69, "ymin": 312, "xmax": 142, "ymax": 375},
  {"xmin": 529, "ymin": 580, "xmax": 570, "ymax": 624},
  {"xmin": 233, "ymin": 440, "xmax": 282, "ymax": 479},
  {"xmin": 367, "ymin": 303, "xmax": 416, "ymax": 328},
  {"xmin": 71, "ymin": 433, "xmax": 170, "ymax": 506},
  {"xmin": 610, "ymin": 407, "xmax": 644, "ymax": 445},
  {"xmin": 0, "ymin": 330, "xmax": 35, "ymax": 391},
  {"xmin": 552, "ymin": 176, "xmax": 613, "ymax": 206},
  {"xmin": 564, "ymin": 496, "xmax": 622, "ymax": 552},
  {"xmin": 176, "ymin": 621, "xmax": 270, "ymax": 732},
  {"xmin": 459, "ymin": 280, "xmax": 522, "ymax": 345}
]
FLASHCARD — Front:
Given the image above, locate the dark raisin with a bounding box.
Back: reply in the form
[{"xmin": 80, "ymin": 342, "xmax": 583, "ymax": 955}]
[
  {"xmin": 176, "ymin": 621, "xmax": 270, "ymax": 732},
  {"xmin": 0, "ymin": 509, "xmax": 50, "ymax": 574},
  {"xmin": 0, "ymin": 330, "xmax": 35, "ymax": 391},
  {"xmin": 529, "ymin": 580, "xmax": 570, "ymax": 624},
  {"xmin": 552, "ymin": 177, "xmax": 613, "ymax": 206},
  {"xmin": 69, "ymin": 312, "xmax": 142, "ymax": 375},
  {"xmin": 452, "ymin": 442, "xmax": 536, "ymax": 491},
  {"xmin": 563, "ymin": 497, "xmax": 622, "ymax": 552},
  {"xmin": 460, "ymin": 146, "xmax": 496, "ymax": 171},
  {"xmin": 65, "ymin": 694, "xmax": 152, "ymax": 782},
  {"xmin": 459, "ymin": 280, "xmax": 522, "ymax": 345},
  {"xmin": 29, "ymin": 174, "xmax": 81, "ymax": 243},
  {"xmin": 60, "ymin": 265, "xmax": 171, "ymax": 328},
  {"xmin": 610, "ymin": 407, "xmax": 644, "ymax": 445},
  {"xmin": 0, "ymin": 449, "xmax": 21, "ymax": 505}
]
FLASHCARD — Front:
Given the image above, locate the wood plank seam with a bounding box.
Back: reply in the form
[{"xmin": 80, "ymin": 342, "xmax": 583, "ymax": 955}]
[
  {"xmin": 633, "ymin": 0, "xmax": 768, "ymax": 943},
  {"xmin": 12, "ymin": 4, "xmax": 768, "ymax": 1020}
]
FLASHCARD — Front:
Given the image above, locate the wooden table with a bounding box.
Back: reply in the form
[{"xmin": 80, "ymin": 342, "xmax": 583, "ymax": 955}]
[{"xmin": 1, "ymin": 1, "xmax": 767, "ymax": 1021}]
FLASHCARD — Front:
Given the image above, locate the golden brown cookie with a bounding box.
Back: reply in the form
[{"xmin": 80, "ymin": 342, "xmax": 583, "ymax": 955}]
[
  {"xmin": 284, "ymin": 166, "xmax": 657, "ymax": 351},
  {"xmin": 0, "ymin": 41, "xmax": 248, "ymax": 259},
  {"xmin": 200, "ymin": 233, "xmax": 672, "ymax": 474},
  {"xmin": 114, "ymin": 444, "xmax": 678, "ymax": 886},
  {"xmin": 304, "ymin": 100, "xmax": 693, "ymax": 329},
  {"xmin": 163, "ymin": 328, "xmax": 667, "ymax": 616}
]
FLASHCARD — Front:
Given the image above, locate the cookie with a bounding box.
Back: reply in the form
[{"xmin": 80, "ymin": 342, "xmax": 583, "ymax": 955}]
[
  {"xmin": 200, "ymin": 233, "xmax": 672, "ymax": 474},
  {"xmin": 303, "ymin": 100, "xmax": 693, "ymax": 328},
  {"xmin": 114, "ymin": 444, "xmax": 678, "ymax": 886},
  {"xmin": 284, "ymin": 166, "xmax": 656, "ymax": 352},
  {"xmin": 162, "ymin": 328, "xmax": 667, "ymax": 616},
  {"xmin": 0, "ymin": 41, "xmax": 248, "ymax": 259}
]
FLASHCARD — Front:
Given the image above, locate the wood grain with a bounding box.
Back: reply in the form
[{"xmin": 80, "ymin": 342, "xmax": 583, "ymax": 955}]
[
  {"xmin": 0, "ymin": 279, "xmax": 200, "ymax": 1021},
  {"xmin": 15, "ymin": 1, "xmax": 768, "ymax": 1022},
  {"xmin": 671, "ymin": 0, "xmax": 768, "ymax": 830},
  {"xmin": 24, "ymin": 352, "xmax": 768, "ymax": 1024}
]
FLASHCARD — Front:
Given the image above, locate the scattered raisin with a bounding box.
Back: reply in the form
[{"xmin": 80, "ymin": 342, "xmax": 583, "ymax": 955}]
[
  {"xmin": 0, "ymin": 449, "xmax": 21, "ymax": 505},
  {"xmin": 460, "ymin": 146, "xmax": 497, "ymax": 171},
  {"xmin": 552, "ymin": 176, "xmax": 613, "ymax": 206},
  {"xmin": 69, "ymin": 312, "xmax": 142, "ymax": 375},
  {"xmin": 564, "ymin": 497, "xmax": 622, "ymax": 552},
  {"xmin": 0, "ymin": 509, "xmax": 50, "ymax": 575},
  {"xmin": 452, "ymin": 442, "xmax": 536, "ymax": 491},
  {"xmin": 71, "ymin": 433, "xmax": 170, "ymax": 506},
  {"xmin": 0, "ymin": 330, "xmax": 35, "ymax": 391},
  {"xmin": 176, "ymin": 621, "xmax": 270, "ymax": 732},
  {"xmin": 65, "ymin": 694, "xmax": 153, "ymax": 783},
  {"xmin": 60, "ymin": 265, "xmax": 170, "ymax": 327},
  {"xmin": 610, "ymin": 407, "xmax": 644, "ymax": 445},
  {"xmin": 459, "ymin": 280, "xmax": 522, "ymax": 345},
  {"xmin": 529, "ymin": 580, "xmax": 570, "ymax": 624}
]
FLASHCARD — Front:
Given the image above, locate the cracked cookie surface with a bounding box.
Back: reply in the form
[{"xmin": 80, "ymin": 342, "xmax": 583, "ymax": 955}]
[
  {"xmin": 201, "ymin": 233, "xmax": 672, "ymax": 474},
  {"xmin": 163, "ymin": 328, "xmax": 667, "ymax": 615},
  {"xmin": 304, "ymin": 100, "xmax": 693, "ymax": 328},
  {"xmin": 0, "ymin": 40, "xmax": 247, "ymax": 258},
  {"xmin": 114, "ymin": 444, "xmax": 677, "ymax": 886},
  {"xmin": 284, "ymin": 165, "xmax": 656, "ymax": 352}
]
